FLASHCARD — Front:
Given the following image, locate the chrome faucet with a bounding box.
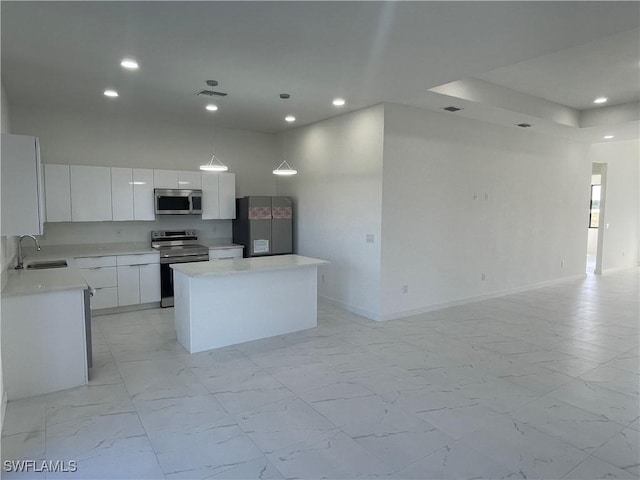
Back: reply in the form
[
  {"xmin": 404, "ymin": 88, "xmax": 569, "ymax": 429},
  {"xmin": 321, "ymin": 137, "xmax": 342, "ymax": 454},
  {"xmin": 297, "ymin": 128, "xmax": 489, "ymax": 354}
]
[{"xmin": 15, "ymin": 235, "xmax": 41, "ymax": 270}]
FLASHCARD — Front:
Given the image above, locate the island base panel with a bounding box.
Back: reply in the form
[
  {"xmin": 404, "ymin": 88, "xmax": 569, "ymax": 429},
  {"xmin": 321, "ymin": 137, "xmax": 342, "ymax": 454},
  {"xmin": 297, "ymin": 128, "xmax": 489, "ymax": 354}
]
[{"xmin": 174, "ymin": 267, "xmax": 319, "ymax": 353}]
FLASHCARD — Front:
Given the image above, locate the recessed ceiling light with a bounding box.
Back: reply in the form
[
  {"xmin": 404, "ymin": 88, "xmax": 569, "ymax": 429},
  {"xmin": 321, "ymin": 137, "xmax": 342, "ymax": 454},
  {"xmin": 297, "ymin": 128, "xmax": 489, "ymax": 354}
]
[
  {"xmin": 332, "ymin": 98, "xmax": 346, "ymax": 107},
  {"xmin": 104, "ymin": 89, "xmax": 118, "ymax": 98},
  {"xmin": 594, "ymin": 97, "xmax": 608, "ymax": 104},
  {"xmin": 120, "ymin": 58, "xmax": 139, "ymax": 70},
  {"xmin": 603, "ymin": 135, "xmax": 614, "ymax": 139},
  {"xmin": 205, "ymin": 104, "xmax": 218, "ymax": 111},
  {"xmin": 285, "ymin": 115, "xmax": 296, "ymax": 122}
]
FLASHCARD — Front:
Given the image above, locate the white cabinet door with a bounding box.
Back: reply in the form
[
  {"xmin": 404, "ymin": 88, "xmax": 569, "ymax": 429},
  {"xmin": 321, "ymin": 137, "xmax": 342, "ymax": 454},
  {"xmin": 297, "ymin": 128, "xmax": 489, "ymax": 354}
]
[
  {"xmin": 209, "ymin": 247, "xmax": 243, "ymax": 259},
  {"xmin": 92, "ymin": 287, "xmax": 118, "ymax": 310},
  {"xmin": 44, "ymin": 164, "xmax": 72, "ymax": 223},
  {"xmin": 111, "ymin": 167, "xmax": 134, "ymax": 221},
  {"xmin": 70, "ymin": 166, "xmax": 112, "ymax": 221},
  {"xmin": 178, "ymin": 171, "xmax": 202, "ymax": 189},
  {"xmin": 133, "ymin": 168, "xmax": 155, "ymax": 220},
  {"xmin": 153, "ymin": 169, "xmax": 178, "ymax": 189},
  {"xmin": 1, "ymin": 134, "xmax": 44, "ymax": 235},
  {"xmin": 201, "ymin": 172, "xmax": 221, "ymax": 219},
  {"xmin": 139, "ymin": 263, "xmax": 161, "ymax": 303},
  {"xmin": 117, "ymin": 265, "xmax": 140, "ymax": 306},
  {"xmin": 219, "ymin": 173, "xmax": 236, "ymax": 219}
]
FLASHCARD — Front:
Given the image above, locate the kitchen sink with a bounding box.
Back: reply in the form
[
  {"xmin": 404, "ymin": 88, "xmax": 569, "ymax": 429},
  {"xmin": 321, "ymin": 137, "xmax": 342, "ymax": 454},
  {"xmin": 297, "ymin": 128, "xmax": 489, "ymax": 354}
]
[{"xmin": 26, "ymin": 260, "xmax": 68, "ymax": 270}]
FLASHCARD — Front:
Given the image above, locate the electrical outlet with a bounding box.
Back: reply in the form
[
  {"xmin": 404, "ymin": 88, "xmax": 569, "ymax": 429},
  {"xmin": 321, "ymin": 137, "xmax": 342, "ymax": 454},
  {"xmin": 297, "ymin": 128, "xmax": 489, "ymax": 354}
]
[
  {"xmin": 481, "ymin": 273, "xmax": 486, "ymax": 281},
  {"xmin": 484, "ymin": 193, "xmax": 489, "ymax": 201},
  {"xmin": 366, "ymin": 234, "xmax": 375, "ymax": 244},
  {"xmin": 473, "ymin": 193, "xmax": 478, "ymax": 200},
  {"xmin": 211, "ymin": 224, "xmax": 217, "ymax": 233},
  {"xmin": 321, "ymin": 274, "xmax": 325, "ymax": 283},
  {"xmin": 402, "ymin": 285, "xmax": 408, "ymax": 294},
  {"xmin": 560, "ymin": 259, "xmax": 564, "ymax": 268}
]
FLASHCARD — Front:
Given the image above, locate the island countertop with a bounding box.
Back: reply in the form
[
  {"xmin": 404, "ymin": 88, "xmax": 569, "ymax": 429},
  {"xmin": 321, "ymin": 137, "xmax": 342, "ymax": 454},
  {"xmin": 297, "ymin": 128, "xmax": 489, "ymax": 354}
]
[{"xmin": 170, "ymin": 254, "xmax": 328, "ymax": 278}]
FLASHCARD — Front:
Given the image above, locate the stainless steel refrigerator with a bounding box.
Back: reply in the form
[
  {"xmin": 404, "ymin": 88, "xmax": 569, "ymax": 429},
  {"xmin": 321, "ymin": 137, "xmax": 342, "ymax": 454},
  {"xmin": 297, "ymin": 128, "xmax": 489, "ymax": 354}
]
[{"xmin": 232, "ymin": 196, "xmax": 293, "ymax": 257}]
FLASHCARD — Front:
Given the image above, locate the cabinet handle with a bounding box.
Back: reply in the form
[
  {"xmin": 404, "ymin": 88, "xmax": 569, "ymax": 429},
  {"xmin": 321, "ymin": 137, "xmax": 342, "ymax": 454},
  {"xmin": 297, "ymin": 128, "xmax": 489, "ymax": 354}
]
[{"xmin": 89, "ymin": 267, "xmax": 102, "ymax": 270}]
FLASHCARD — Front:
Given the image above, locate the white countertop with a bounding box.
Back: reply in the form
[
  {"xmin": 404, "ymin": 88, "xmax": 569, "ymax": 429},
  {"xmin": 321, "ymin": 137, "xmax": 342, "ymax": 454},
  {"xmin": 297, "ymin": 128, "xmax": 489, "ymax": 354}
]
[
  {"xmin": 171, "ymin": 254, "xmax": 328, "ymax": 278},
  {"xmin": 200, "ymin": 240, "xmax": 244, "ymax": 250},
  {"xmin": 2, "ymin": 268, "xmax": 89, "ymax": 297},
  {"xmin": 3, "ymin": 240, "xmax": 243, "ymax": 297},
  {"xmin": 21, "ymin": 242, "xmax": 156, "ymax": 261}
]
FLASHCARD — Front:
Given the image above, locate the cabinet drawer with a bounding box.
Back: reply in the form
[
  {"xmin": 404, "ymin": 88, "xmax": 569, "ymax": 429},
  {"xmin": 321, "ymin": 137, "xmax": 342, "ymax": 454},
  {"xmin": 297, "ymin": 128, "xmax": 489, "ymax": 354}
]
[
  {"xmin": 91, "ymin": 287, "xmax": 118, "ymax": 310},
  {"xmin": 74, "ymin": 256, "xmax": 117, "ymax": 269},
  {"xmin": 209, "ymin": 248, "xmax": 243, "ymax": 260},
  {"xmin": 117, "ymin": 253, "xmax": 160, "ymax": 266},
  {"xmin": 80, "ymin": 266, "xmax": 117, "ymax": 288}
]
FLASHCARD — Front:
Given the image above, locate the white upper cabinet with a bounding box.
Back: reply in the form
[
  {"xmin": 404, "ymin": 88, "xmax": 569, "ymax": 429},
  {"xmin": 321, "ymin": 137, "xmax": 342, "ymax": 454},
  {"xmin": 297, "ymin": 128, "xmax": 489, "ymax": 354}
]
[
  {"xmin": 1, "ymin": 134, "xmax": 45, "ymax": 235},
  {"xmin": 70, "ymin": 166, "xmax": 112, "ymax": 221},
  {"xmin": 202, "ymin": 172, "xmax": 235, "ymax": 219},
  {"xmin": 132, "ymin": 168, "xmax": 155, "ymax": 221},
  {"xmin": 44, "ymin": 164, "xmax": 72, "ymax": 222},
  {"xmin": 178, "ymin": 171, "xmax": 202, "ymax": 189},
  {"xmin": 153, "ymin": 169, "xmax": 178, "ymax": 189},
  {"xmin": 110, "ymin": 167, "xmax": 134, "ymax": 221},
  {"xmin": 219, "ymin": 173, "xmax": 236, "ymax": 219},
  {"xmin": 201, "ymin": 172, "xmax": 220, "ymax": 219}
]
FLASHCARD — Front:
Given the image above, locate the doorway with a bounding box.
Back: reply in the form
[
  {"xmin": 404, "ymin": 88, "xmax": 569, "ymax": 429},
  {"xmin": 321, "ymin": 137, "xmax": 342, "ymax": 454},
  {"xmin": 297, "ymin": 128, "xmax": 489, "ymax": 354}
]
[{"xmin": 587, "ymin": 163, "xmax": 607, "ymax": 274}]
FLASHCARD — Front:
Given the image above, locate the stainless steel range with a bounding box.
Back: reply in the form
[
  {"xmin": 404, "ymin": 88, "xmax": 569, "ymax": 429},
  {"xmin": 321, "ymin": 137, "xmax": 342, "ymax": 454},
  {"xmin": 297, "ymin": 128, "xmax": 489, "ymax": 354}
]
[{"xmin": 151, "ymin": 230, "xmax": 209, "ymax": 307}]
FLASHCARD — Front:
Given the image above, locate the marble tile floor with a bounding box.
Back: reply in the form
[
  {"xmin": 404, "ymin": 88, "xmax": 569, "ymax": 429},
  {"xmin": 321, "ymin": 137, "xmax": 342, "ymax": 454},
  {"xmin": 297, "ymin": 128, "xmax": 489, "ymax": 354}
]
[{"xmin": 2, "ymin": 268, "xmax": 638, "ymax": 479}]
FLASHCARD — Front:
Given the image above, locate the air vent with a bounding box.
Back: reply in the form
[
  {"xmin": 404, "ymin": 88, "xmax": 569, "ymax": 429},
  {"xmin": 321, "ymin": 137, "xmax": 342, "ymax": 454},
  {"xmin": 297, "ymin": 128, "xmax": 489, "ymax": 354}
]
[
  {"xmin": 196, "ymin": 90, "xmax": 228, "ymax": 97},
  {"xmin": 443, "ymin": 106, "xmax": 462, "ymax": 112},
  {"xmin": 516, "ymin": 123, "xmax": 532, "ymax": 128}
]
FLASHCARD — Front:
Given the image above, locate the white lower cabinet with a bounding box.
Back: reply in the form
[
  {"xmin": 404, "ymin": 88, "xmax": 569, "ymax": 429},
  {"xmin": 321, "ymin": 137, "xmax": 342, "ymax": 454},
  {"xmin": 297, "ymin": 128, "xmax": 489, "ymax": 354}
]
[
  {"xmin": 92, "ymin": 287, "xmax": 118, "ymax": 310},
  {"xmin": 139, "ymin": 263, "xmax": 161, "ymax": 303},
  {"xmin": 77, "ymin": 253, "xmax": 159, "ymax": 310},
  {"xmin": 116, "ymin": 254, "xmax": 161, "ymax": 307},
  {"xmin": 76, "ymin": 256, "xmax": 118, "ymax": 310},
  {"xmin": 117, "ymin": 265, "xmax": 141, "ymax": 306},
  {"xmin": 209, "ymin": 247, "xmax": 243, "ymax": 260}
]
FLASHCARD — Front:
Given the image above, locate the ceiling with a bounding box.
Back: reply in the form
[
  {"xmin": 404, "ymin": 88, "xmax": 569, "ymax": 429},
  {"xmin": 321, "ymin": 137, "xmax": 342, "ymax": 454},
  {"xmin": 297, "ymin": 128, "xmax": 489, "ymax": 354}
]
[{"xmin": 2, "ymin": 2, "xmax": 639, "ymax": 141}]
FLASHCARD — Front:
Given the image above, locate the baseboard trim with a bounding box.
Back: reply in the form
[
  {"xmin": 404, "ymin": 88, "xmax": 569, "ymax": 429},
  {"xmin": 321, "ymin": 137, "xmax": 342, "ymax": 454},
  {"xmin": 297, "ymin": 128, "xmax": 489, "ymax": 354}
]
[
  {"xmin": 318, "ymin": 295, "xmax": 380, "ymax": 321},
  {"xmin": 318, "ymin": 273, "xmax": 602, "ymax": 323},
  {"xmin": 600, "ymin": 265, "xmax": 639, "ymax": 275},
  {"xmin": 380, "ymin": 273, "xmax": 587, "ymax": 321},
  {"xmin": 92, "ymin": 302, "xmax": 161, "ymax": 317},
  {"xmin": 1, "ymin": 388, "xmax": 7, "ymax": 433}
]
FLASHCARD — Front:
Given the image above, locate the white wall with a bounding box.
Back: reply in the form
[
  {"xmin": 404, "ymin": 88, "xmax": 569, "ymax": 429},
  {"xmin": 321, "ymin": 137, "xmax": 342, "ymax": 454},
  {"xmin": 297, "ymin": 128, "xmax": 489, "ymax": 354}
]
[
  {"xmin": 10, "ymin": 106, "xmax": 280, "ymax": 198},
  {"xmin": 589, "ymin": 140, "xmax": 640, "ymax": 272},
  {"xmin": 0, "ymin": 80, "xmax": 11, "ymax": 437},
  {"xmin": 276, "ymin": 105, "xmax": 385, "ymax": 319},
  {"xmin": 380, "ymin": 103, "xmax": 591, "ymax": 320}
]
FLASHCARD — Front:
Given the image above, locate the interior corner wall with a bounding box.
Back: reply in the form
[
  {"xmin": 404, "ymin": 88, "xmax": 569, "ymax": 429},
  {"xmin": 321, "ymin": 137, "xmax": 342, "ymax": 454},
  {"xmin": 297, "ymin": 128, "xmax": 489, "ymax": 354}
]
[
  {"xmin": 380, "ymin": 103, "xmax": 591, "ymax": 320},
  {"xmin": 9, "ymin": 106, "xmax": 280, "ymax": 198},
  {"xmin": 588, "ymin": 140, "xmax": 640, "ymax": 271},
  {"xmin": 275, "ymin": 105, "xmax": 384, "ymax": 320},
  {"xmin": 0, "ymin": 80, "xmax": 12, "ymax": 436}
]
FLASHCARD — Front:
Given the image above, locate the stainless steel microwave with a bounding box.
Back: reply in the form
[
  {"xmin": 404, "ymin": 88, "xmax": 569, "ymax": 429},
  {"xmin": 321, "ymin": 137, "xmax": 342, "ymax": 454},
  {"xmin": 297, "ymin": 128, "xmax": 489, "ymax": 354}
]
[{"xmin": 154, "ymin": 189, "xmax": 203, "ymax": 215}]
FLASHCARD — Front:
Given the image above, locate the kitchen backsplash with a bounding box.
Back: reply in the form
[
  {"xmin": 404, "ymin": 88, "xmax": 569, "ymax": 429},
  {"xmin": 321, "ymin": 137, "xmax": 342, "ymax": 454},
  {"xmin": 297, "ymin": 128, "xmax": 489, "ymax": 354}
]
[{"xmin": 38, "ymin": 218, "xmax": 232, "ymax": 246}]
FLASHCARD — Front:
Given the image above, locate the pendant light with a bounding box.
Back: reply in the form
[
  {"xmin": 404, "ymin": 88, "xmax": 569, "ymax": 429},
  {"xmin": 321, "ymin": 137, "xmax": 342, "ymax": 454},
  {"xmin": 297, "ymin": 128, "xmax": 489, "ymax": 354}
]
[
  {"xmin": 273, "ymin": 93, "xmax": 298, "ymax": 176},
  {"xmin": 200, "ymin": 93, "xmax": 228, "ymax": 172}
]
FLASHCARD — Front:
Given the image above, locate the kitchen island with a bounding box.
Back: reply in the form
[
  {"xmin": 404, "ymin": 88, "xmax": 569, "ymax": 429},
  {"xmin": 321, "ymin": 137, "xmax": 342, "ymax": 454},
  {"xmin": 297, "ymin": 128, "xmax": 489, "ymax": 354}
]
[{"xmin": 171, "ymin": 255, "xmax": 328, "ymax": 353}]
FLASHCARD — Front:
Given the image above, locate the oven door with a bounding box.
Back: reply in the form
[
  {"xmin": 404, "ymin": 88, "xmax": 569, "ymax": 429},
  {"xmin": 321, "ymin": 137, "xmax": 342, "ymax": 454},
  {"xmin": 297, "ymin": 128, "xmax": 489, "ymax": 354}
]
[{"xmin": 160, "ymin": 254, "xmax": 209, "ymax": 307}]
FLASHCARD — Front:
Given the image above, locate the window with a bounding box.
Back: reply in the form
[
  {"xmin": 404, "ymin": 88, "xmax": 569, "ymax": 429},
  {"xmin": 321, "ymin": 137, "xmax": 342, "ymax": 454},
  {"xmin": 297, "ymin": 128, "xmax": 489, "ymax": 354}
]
[{"xmin": 589, "ymin": 184, "xmax": 601, "ymax": 228}]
